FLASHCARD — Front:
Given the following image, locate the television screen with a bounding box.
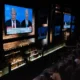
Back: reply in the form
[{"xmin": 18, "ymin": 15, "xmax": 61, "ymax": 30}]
[
  {"xmin": 54, "ymin": 26, "xmax": 61, "ymax": 36},
  {"xmin": 63, "ymin": 13, "xmax": 71, "ymax": 28},
  {"xmin": 38, "ymin": 26, "xmax": 48, "ymax": 39},
  {"xmin": 72, "ymin": 16, "xmax": 75, "ymax": 23},
  {"xmin": 4, "ymin": 4, "xmax": 33, "ymax": 34},
  {"xmin": 71, "ymin": 25, "xmax": 75, "ymax": 32}
]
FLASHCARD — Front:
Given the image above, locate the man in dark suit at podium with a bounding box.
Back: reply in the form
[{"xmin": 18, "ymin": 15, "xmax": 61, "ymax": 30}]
[
  {"xmin": 21, "ymin": 9, "xmax": 32, "ymax": 27},
  {"xmin": 5, "ymin": 8, "xmax": 20, "ymax": 28}
]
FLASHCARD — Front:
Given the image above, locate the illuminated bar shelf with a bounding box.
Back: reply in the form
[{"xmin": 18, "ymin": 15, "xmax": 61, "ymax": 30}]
[
  {"xmin": 29, "ymin": 55, "xmax": 42, "ymax": 61},
  {"xmin": 5, "ymin": 50, "xmax": 20, "ymax": 57},
  {"xmin": 43, "ymin": 43, "xmax": 66, "ymax": 56},
  {"xmin": 11, "ymin": 63, "xmax": 26, "ymax": 71},
  {"xmin": 11, "ymin": 59, "xmax": 24, "ymax": 65}
]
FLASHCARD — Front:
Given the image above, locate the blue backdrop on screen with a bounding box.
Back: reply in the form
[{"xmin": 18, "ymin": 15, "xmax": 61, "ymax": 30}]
[
  {"xmin": 64, "ymin": 14, "xmax": 71, "ymax": 22},
  {"xmin": 54, "ymin": 26, "xmax": 61, "ymax": 36},
  {"xmin": 38, "ymin": 27, "xmax": 48, "ymax": 39},
  {"xmin": 72, "ymin": 16, "xmax": 75, "ymax": 23},
  {"xmin": 71, "ymin": 25, "xmax": 75, "ymax": 32},
  {"xmin": 5, "ymin": 4, "xmax": 33, "ymax": 22}
]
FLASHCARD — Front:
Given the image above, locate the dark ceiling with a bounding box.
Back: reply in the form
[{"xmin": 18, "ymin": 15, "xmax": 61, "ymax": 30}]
[
  {"xmin": 2, "ymin": 0, "xmax": 75, "ymax": 8},
  {"xmin": 1, "ymin": 1, "xmax": 79, "ymax": 15}
]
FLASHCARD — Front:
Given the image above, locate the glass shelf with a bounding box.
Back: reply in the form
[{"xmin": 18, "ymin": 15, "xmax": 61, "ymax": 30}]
[
  {"xmin": 29, "ymin": 55, "xmax": 42, "ymax": 61},
  {"xmin": 11, "ymin": 59, "xmax": 24, "ymax": 65},
  {"xmin": 11, "ymin": 62, "xmax": 26, "ymax": 71},
  {"xmin": 43, "ymin": 43, "xmax": 66, "ymax": 56}
]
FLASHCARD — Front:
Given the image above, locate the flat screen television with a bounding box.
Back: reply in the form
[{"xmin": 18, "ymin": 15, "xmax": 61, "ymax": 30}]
[
  {"xmin": 71, "ymin": 25, "xmax": 75, "ymax": 32},
  {"xmin": 54, "ymin": 26, "xmax": 61, "ymax": 36},
  {"xmin": 63, "ymin": 13, "xmax": 71, "ymax": 28},
  {"xmin": 72, "ymin": 16, "xmax": 75, "ymax": 23},
  {"xmin": 38, "ymin": 26, "xmax": 48, "ymax": 39},
  {"xmin": 4, "ymin": 4, "xmax": 33, "ymax": 34}
]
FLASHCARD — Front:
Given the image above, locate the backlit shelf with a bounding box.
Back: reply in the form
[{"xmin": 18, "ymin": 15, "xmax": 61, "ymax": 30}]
[
  {"xmin": 30, "ymin": 55, "xmax": 42, "ymax": 61},
  {"xmin": 30, "ymin": 53, "xmax": 39, "ymax": 57},
  {"xmin": 11, "ymin": 59, "xmax": 24, "ymax": 65},
  {"xmin": 11, "ymin": 63, "xmax": 26, "ymax": 71},
  {"xmin": 5, "ymin": 50, "xmax": 20, "ymax": 57},
  {"xmin": 43, "ymin": 43, "xmax": 65, "ymax": 56}
]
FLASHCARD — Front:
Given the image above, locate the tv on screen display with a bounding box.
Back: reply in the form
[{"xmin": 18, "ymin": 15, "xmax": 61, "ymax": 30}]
[
  {"xmin": 38, "ymin": 26, "xmax": 48, "ymax": 39},
  {"xmin": 64, "ymin": 14, "xmax": 71, "ymax": 22},
  {"xmin": 72, "ymin": 16, "xmax": 75, "ymax": 23},
  {"xmin": 71, "ymin": 25, "xmax": 75, "ymax": 32},
  {"xmin": 54, "ymin": 26, "xmax": 61, "ymax": 36},
  {"xmin": 4, "ymin": 4, "xmax": 33, "ymax": 34},
  {"xmin": 63, "ymin": 13, "xmax": 71, "ymax": 28}
]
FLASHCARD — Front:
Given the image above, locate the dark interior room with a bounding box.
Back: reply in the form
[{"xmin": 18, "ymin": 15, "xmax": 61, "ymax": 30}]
[{"xmin": 0, "ymin": 1, "xmax": 80, "ymax": 80}]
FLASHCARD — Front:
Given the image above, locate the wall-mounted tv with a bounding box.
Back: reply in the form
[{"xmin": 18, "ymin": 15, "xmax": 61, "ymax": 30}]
[
  {"xmin": 72, "ymin": 16, "xmax": 75, "ymax": 23},
  {"xmin": 63, "ymin": 13, "xmax": 71, "ymax": 28},
  {"xmin": 4, "ymin": 4, "xmax": 33, "ymax": 34},
  {"xmin": 71, "ymin": 25, "xmax": 75, "ymax": 32},
  {"xmin": 38, "ymin": 26, "xmax": 48, "ymax": 39},
  {"xmin": 54, "ymin": 26, "xmax": 61, "ymax": 36}
]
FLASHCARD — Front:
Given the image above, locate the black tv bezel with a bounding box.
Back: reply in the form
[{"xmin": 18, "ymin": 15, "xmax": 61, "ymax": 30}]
[{"xmin": 3, "ymin": 3, "xmax": 35, "ymax": 36}]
